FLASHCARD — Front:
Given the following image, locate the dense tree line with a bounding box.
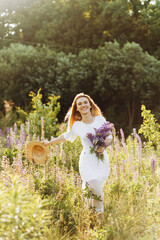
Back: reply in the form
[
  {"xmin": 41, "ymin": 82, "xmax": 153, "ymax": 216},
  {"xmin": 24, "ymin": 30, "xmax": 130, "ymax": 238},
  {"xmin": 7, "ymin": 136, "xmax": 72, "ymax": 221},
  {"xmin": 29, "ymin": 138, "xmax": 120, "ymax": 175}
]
[
  {"xmin": 0, "ymin": 0, "xmax": 160, "ymax": 132},
  {"xmin": 0, "ymin": 42, "xmax": 160, "ymax": 132},
  {"xmin": 0, "ymin": 0, "xmax": 160, "ymax": 58}
]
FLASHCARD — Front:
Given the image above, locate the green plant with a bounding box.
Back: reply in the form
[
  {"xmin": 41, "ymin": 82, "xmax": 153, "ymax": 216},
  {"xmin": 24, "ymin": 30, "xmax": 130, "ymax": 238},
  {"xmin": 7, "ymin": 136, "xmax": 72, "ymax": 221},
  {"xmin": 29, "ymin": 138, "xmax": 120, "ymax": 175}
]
[
  {"xmin": 138, "ymin": 105, "xmax": 160, "ymax": 147},
  {"xmin": 16, "ymin": 89, "xmax": 61, "ymax": 139},
  {"xmin": 0, "ymin": 175, "xmax": 51, "ymax": 240}
]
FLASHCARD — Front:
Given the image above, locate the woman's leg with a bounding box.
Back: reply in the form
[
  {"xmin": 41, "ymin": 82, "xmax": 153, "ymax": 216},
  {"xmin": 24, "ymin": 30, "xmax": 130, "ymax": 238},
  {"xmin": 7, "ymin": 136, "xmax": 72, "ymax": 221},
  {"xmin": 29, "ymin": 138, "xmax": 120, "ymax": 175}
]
[{"xmin": 87, "ymin": 178, "xmax": 106, "ymax": 213}]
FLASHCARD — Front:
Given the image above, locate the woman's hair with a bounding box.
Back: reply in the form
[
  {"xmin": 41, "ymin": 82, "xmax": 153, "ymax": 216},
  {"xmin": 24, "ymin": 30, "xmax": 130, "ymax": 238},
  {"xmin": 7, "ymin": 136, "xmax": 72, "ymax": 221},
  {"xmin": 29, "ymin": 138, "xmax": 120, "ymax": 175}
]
[{"xmin": 65, "ymin": 93, "xmax": 103, "ymax": 130}]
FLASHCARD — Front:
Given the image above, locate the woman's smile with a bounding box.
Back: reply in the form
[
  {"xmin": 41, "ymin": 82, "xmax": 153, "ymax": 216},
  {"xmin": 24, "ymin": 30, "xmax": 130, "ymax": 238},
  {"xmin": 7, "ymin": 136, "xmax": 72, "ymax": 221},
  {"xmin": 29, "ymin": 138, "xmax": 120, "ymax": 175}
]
[
  {"xmin": 81, "ymin": 106, "xmax": 88, "ymax": 110},
  {"xmin": 76, "ymin": 97, "xmax": 91, "ymax": 114}
]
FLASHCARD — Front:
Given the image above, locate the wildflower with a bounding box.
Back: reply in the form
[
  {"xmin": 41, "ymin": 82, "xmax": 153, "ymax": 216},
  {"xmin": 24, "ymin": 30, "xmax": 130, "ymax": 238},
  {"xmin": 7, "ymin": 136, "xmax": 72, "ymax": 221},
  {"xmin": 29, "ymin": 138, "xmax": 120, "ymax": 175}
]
[
  {"xmin": 1, "ymin": 155, "xmax": 10, "ymax": 171},
  {"xmin": 151, "ymin": 158, "xmax": 156, "ymax": 174},
  {"xmin": 120, "ymin": 128, "xmax": 125, "ymax": 143},
  {"xmin": 9, "ymin": 128, "xmax": 16, "ymax": 148},
  {"xmin": 6, "ymin": 135, "xmax": 11, "ymax": 149},
  {"xmin": 120, "ymin": 128, "xmax": 127, "ymax": 154},
  {"xmin": 14, "ymin": 123, "xmax": 17, "ymax": 134},
  {"xmin": 133, "ymin": 128, "xmax": 142, "ymax": 147},
  {"xmin": 116, "ymin": 137, "xmax": 120, "ymax": 152},
  {"xmin": 41, "ymin": 117, "xmax": 45, "ymax": 140},
  {"xmin": 13, "ymin": 154, "xmax": 23, "ymax": 176},
  {"xmin": 6, "ymin": 127, "xmax": 10, "ymax": 135},
  {"xmin": 26, "ymin": 120, "xmax": 30, "ymax": 134},
  {"xmin": 133, "ymin": 171, "xmax": 138, "ymax": 181},
  {"xmin": 0, "ymin": 129, "xmax": 4, "ymax": 137},
  {"xmin": 86, "ymin": 122, "xmax": 113, "ymax": 161},
  {"xmin": 75, "ymin": 174, "xmax": 81, "ymax": 187},
  {"xmin": 20, "ymin": 124, "xmax": 26, "ymax": 144}
]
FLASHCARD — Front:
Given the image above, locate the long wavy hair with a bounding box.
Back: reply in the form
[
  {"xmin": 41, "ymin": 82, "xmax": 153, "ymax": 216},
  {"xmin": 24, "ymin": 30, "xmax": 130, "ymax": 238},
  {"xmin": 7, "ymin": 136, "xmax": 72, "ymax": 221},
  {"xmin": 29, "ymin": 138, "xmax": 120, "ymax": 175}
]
[{"xmin": 65, "ymin": 93, "xmax": 103, "ymax": 130}]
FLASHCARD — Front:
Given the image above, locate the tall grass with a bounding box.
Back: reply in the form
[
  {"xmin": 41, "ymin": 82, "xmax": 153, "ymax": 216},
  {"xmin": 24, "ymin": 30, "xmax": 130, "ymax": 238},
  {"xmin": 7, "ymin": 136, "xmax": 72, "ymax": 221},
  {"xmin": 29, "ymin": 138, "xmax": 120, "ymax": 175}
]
[{"xmin": 0, "ymin": 118, "xmax": 160, "ymax": 239}]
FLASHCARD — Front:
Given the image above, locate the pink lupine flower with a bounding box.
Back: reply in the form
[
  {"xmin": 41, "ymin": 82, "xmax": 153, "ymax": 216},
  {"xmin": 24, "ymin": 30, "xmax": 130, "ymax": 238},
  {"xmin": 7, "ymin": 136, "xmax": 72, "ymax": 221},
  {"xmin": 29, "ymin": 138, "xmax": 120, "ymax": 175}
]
[
  {"xmin": 151, "ymin": 158, "xmax": 156, "ymax": 174},
  {"xmin": 6, "ymin": 135, "xmax": 11, "ymax": 149},
  {"xmin": 20, "ymin": 124, "xmax": 26, "ymax": 144},
  {"xmin": 26, "ymin": 120, "xmax": 30, "ymax": 134},
  {"xmin": 0, "ymin": 129, "xmax": 4, "ymax": 137},
  {"xmin": 14, "ymin": 123, "xmax": 17, "ymax": 134},
  {"xmin": 120, "ymin": 128, "xmax": 127, "ymax": 154},
  {"xmin": 6, "ymin": 127, "xmax": 10, "ymax": 135}
]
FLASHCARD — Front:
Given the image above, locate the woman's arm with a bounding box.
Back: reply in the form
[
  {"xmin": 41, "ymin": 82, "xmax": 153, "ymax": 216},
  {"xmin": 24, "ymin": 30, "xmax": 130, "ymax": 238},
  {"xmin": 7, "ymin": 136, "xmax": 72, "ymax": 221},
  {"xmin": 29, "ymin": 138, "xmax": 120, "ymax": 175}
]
[{"xmin": 42, "ymin": 134, "xmax": 66, "ymax": 146}]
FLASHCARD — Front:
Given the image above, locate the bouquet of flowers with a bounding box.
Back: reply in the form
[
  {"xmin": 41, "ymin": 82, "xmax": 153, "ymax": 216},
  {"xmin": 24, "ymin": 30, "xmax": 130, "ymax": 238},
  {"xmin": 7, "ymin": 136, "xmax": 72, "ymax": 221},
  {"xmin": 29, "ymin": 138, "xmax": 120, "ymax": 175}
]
[{"xmin": 86, "ymin": 121, "xmax": 114, "ymax": 161}]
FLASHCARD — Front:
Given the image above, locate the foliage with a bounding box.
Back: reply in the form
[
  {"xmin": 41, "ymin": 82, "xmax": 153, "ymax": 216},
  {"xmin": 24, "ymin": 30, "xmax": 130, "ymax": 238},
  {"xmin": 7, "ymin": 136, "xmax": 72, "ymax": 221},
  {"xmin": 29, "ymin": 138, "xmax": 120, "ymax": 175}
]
[
  {"xmin": 0, "ymin": 42, "xmax": 160, "ymax": 132},
  {"xmin": 94, "ymin": 41, "xmax": 160, "ymax": 130},
  {"xmin": 3, "ymin": 147, "xmax": 19, "ymax": 165},
  {"xmin": 0, "ymin": 109, "xmax": 18, "ymax": 131},
  {"xmin": 0, "ymin": 175, "xmax": 51, "ymax": 240},
  {"xmin": 0, "ymin": 43, "xmax": 58, "ymax": 108},
  {"xmin": 16, "ymin": 89, "xmax": 60, "ymax": 139},
  {"xmin": 0, "ymin": 105, "xmax": 160, "ymax": 238},
  {"xmin": 139, "ymin": 105, "xmax": 160, "ymax": 147},
  {"xmin": 1, "ymin": 0, "xmax": 160, "ymax": 58}
]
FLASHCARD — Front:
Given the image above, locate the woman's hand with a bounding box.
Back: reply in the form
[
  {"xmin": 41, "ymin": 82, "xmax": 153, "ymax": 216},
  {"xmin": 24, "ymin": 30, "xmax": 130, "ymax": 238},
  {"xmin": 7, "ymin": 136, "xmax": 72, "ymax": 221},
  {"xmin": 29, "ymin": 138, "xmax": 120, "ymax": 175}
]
[
  {"xmin": 41, "ymin": 140, "xmax": 50, "ymax": 146},
  {"xmin": 96, "ymin": 146, "xmax": 105, "ymax": 155},
  {"xmin": 105, "ymin": 133, "xmax": 113, "ymax": 147},
  {"xmin": 42, "ymin": 135, "xmax": 66, "ymax": 146},
  {"xmin": 41, "ymin": 137, "xmax": 57, "ymax": 146}
]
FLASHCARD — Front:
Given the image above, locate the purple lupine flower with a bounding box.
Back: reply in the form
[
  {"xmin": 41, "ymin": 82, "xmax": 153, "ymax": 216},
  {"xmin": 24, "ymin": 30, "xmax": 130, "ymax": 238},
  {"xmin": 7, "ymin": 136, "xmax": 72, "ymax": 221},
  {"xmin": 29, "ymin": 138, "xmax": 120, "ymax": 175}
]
[
  {"xmin": 133, "ymin": 171, "xmax": 138, "ymax": 181},
  {"xmin": 16, "ymin": 138, "xmax": 19, "ymax": 145},
  {"xmin": 14, "ymin": 123, "xmax": 17, "ymax": 134},
  {"xmin": 120, "ymin": 128, "xmax": 125, "ymax": 143},
  {"xmin": 133, "ymin": 128, "xmax": 137, "ymax": 136},
  {"xmin": 10, "ymin": 128, "xmax": 15, "ymax": 147},
  {"xmin": 37, "ymin": 135, "xmax": 40, "ymax": 141},
  {"xmin": 75, "ymin": 174, "xmax": 81, "ymax": 188},
  {"xmin": 136, "ymin": 134, "xmax": 142, "ymax": 147},
  {"xmin": 116, "ymin": 138, "xmax": 120, "ymax": 152},
  {"xmin": 13, "ymin": 154, "xmax": 23, "ymax": 176},
  {"xmin": 86, "ymin": 121, "xmax": 114, "ymax": 161},
  {"xmin": 29, "ymin": 134, "xmax": 31, "ymax": 141},
  {"xmin": 20, "ymin": 124, "xmax": 26, "ymax": 144},
  {"xmin": 6, "ymin": 136, "xmax": 11, "ymax": 149},
  {"xmin": 133, "ymin": 128, "xmax": 142, "ymax": 146},
  {"xmin": 128, "ymin": 157, "xmax": 133, "ymax": 167},
  {"xmin": 151, "ymin": 158, "xmax": 156, "ymax": 174},
  {"xmin": 0, "ymin": 129, "xmax": 3, "ymax": 137},
  {"xmin": 26, "ymin": 120, "xmax": 30, "ymax": 134},
  {"xmin": 120, "ymin": 128, "xmax": 127, "ymax": 154},
  {"xmin": 86, "ymin": 133, "xmax": 96, "ymax": 145},
  {"xmin": 6, "ymin": 127, "xmax": 10, "ymax": 135}
]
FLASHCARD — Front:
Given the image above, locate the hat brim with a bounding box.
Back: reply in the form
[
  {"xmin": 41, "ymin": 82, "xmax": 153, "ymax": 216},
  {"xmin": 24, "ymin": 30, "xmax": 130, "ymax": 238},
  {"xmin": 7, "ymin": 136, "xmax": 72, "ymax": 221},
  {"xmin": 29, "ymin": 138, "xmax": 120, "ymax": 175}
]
[{"xmin": 25, "ymin": 141, "xmax": 50, "ymax": 164}]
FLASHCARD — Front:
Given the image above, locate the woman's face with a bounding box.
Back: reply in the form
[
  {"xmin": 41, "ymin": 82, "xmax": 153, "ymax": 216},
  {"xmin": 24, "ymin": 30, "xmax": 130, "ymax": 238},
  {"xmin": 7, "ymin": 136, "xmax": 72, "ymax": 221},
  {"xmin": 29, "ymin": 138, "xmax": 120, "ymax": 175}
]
[{"xmin": 76, "ymin": 97, "xmax": 91, "ymax": 115}]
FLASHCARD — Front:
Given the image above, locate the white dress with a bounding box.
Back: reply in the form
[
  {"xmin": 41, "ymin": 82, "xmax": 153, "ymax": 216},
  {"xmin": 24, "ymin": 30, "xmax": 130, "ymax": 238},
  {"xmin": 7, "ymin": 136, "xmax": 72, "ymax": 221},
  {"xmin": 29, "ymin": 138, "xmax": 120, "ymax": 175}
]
[{"xmin": 63, "ymin": 115, "xmax": 112, "ymax": 184}]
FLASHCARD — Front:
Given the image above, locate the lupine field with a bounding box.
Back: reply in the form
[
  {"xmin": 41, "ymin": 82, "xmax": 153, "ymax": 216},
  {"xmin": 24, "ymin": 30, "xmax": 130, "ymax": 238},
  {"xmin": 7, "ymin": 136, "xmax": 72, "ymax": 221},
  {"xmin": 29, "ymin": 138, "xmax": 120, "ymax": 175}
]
[{"xmin": 0, "ymin": 98, "xmax": 160, "ymax": 240}]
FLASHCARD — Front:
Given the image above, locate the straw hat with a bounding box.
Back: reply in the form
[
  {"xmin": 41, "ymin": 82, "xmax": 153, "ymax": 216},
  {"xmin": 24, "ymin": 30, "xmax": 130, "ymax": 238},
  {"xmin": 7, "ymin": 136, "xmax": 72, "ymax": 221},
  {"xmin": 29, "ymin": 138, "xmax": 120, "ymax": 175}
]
[{"xmin": 25, "ymin": 141, "xmax": 50, "ymax": 164}]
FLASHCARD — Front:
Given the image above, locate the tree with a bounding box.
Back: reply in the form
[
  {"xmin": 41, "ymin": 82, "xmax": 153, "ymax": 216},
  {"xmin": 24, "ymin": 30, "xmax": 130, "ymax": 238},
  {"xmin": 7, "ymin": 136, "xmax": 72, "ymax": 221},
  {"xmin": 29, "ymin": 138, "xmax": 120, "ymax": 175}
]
[
  {"xmin": 94, "ymin": 41, "xmax": 160, "ymax": 129},
  {"xmin": 0, "ymin": 0, "xmax": 160, "ymax": 57},
  {"xmin": 0, "ymin": 43, "xmax": 58, "ymax": 105}
]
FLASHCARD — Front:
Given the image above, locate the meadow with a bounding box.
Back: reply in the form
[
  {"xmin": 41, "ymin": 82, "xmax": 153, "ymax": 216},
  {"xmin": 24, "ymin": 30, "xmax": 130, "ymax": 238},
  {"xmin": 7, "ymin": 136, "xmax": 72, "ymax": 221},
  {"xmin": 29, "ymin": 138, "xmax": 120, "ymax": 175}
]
[{"xmin": 0, "ymin": 103, "xmax": 160, "ymax": 240}]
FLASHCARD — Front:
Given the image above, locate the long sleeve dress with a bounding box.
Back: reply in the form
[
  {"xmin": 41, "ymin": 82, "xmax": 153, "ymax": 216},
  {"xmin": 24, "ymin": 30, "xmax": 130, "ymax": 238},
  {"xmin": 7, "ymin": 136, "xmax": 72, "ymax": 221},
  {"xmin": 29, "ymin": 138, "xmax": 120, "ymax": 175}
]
[{"xmin": 63, "ymin": 115, "xmax": 112, "ymax": 185}]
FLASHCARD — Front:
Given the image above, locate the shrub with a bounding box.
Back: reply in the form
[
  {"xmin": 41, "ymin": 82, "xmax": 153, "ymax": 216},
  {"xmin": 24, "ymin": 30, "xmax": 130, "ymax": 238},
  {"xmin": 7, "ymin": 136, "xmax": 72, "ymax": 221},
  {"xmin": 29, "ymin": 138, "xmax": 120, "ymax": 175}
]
[
  {"xmin": 16, "ymin": 89, "xmax": 61, "ymax": 139},
  {"xmin": 0, "ymin": 175, "xmax": 51, "ymax": 240},
  {"xmin": 139, "ymin": 105, "xmax": 160, "ymax": 148}
]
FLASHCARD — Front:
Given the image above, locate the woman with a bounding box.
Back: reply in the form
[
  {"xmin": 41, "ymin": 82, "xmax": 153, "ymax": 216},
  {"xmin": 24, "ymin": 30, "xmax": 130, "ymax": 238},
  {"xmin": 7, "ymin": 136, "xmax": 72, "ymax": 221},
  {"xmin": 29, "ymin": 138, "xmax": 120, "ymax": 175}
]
[{"xmin": 42, "ymin": 93, "xmax": 113, "ymax": 217}]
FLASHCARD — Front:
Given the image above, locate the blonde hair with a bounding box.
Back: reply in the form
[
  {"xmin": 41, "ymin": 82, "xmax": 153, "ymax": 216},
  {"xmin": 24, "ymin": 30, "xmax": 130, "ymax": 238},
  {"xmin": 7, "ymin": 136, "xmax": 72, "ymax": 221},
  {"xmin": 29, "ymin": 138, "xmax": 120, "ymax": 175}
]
[{"xmin": 65, "ymin": 93, "xmax": 103, "ymax": 130}]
